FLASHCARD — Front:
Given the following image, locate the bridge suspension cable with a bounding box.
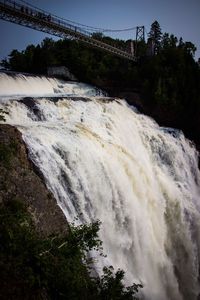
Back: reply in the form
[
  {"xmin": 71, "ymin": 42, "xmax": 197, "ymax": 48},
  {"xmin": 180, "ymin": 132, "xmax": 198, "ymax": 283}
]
[
  {"xmin": 0, "ymin": 0, "xmax": 142, "ymax": 60},
  {"xmin": 17, "ymin": 0, "xmax": 138, "ymax": 34}
]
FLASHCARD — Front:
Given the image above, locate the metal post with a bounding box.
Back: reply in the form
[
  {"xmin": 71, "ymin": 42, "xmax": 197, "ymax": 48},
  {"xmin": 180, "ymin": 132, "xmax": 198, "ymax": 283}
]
[
  {"xmin": 130, "ymin": 40, "xmax": 134, "ymax": 56},
  {"xmin": 135, "ymin": 26, "xmax": 145, "ymax": 57},
  {"xmin": 136, "ymin": 26, "xmax": 145, "ymax": 42}
]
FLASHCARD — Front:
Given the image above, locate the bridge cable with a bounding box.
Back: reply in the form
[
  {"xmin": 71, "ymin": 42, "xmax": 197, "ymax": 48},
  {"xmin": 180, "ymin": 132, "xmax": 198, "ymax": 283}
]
[{"xmin": 17, "ymin": 0, "xmax": 138, "ymax": 33}]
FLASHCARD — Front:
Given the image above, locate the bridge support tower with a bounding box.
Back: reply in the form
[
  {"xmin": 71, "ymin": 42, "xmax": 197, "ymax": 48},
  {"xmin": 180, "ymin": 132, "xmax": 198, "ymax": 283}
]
[{"xmin": 135, "ymin": 26, "xmax": 145, "ymax": 57}]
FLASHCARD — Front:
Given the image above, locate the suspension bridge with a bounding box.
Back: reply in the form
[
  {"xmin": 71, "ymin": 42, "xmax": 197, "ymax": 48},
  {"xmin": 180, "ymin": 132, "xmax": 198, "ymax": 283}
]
[{"xmin": 0, "ymin": 0, "xmax": 145, "ymax": 61}]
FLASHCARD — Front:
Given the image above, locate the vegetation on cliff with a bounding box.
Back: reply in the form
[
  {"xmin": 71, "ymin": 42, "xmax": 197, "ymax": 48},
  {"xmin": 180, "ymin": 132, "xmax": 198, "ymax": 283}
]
[
  {"xmin": 0, "ymin": 199, "xmax": 142, "ymax": 300},
  {"xmin": 140, "ymin": 21, "xmax": 200, "ymax": 143}
]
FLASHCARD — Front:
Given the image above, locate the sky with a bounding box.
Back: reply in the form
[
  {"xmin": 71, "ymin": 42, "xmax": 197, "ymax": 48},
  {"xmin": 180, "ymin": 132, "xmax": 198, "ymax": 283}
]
[{"xmin": 0, "ymin": 0, "xmax": 200, "ymax": 61}]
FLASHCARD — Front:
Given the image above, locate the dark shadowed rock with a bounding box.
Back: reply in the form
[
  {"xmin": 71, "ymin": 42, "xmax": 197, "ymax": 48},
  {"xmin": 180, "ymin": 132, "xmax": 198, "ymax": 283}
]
[{"xmin": 0, "ymin": 124, "xmax": 68, "ymax": 237}]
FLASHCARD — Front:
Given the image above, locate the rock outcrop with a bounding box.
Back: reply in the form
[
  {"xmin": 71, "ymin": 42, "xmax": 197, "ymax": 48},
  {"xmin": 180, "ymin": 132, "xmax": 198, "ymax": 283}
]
[{"xmin": 0, "ymin": 124, "xmax": 68, "ymax": 237}]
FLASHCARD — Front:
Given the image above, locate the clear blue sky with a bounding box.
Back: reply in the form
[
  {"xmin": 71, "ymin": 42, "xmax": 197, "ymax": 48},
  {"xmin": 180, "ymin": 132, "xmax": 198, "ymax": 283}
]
[{"xmin": 0, "ymin": 0, "xmax": 200, "ymax": 60}]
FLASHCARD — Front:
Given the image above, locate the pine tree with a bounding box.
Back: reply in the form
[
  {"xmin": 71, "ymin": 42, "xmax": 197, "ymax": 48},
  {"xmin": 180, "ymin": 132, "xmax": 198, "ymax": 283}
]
[{"xmin": 148, "ymin": 20, "xmax": 162, "ymax": 54}]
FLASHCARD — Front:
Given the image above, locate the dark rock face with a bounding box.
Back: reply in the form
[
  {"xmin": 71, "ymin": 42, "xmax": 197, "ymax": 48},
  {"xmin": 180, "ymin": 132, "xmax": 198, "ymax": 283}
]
[{"xmin": 0, "ymin": 124, "xmax": 68, "ymax": 237}]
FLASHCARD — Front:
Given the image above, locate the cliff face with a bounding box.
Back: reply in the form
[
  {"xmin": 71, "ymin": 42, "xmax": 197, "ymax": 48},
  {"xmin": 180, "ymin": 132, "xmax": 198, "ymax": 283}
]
[
  {"xmin": 0, "ymin": 124, "xmax": 99, "ymax": 300},
  {"xmin": 0, "ymin": 124, "xmax": 68, "ymax": 237}
]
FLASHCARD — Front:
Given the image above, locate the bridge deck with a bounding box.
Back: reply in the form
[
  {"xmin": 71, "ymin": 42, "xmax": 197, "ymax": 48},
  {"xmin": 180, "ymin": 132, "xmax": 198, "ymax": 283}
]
[{"xmin": 0, "ymin": 0, "xmax": 136, "ymax": 61}]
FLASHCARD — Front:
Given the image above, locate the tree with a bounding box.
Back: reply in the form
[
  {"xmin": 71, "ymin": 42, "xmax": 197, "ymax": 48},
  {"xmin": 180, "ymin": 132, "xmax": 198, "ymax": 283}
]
[
  {"xmin": 178, "ymin": 37, "xmax": 184, "ymax": 48},
  {"xmin": 96, "ymin": 266, "xmax": 142, "ymax": 300},
  {"xmin": 7, "ymin": 49, "xmax": 26, "ymax": 71},
  {"xmin": 161, "ymin": 33, "xmax": 178, "ymax": 50},
  {"xmin": 161, "ymin": 33, "xmax": 170, "ymax": 49},
  {"xmin": 92, "ymin": 32, "xmax": 104, "ymax": 40},
  {"xmin": 0, "ymin": 199, "xmax": 142, "ymax": 299},
  {"xmin": 183, "ymin": 41, "xmax": 196, "ymax": 57},
  {"xmin": 0, "ymin": 58, "xmax": 9, "ymax": 69},
  {"xmin": 148, "ymin": 20, "xmax": 162, "ymax": 54}
]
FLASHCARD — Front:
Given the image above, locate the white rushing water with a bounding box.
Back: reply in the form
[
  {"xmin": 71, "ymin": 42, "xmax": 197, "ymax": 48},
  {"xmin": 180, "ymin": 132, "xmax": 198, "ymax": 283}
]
[
  {"xmin": 1, "ymin": 73, "xmax": 200, "ymax": 300},
  {"xmin": 0, "ymin": 72, "xmax": 104, "ymax": 98}
]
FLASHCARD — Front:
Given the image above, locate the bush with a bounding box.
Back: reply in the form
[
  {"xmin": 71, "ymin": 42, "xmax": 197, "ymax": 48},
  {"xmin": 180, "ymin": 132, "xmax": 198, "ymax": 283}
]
[{"xmin": 0, "ymin": 199, "xmax": 142, "ymax": 300}]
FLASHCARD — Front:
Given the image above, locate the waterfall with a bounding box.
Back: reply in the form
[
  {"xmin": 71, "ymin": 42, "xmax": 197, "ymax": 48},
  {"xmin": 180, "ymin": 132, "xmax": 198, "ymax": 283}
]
[
  {"xmin": 1, "ymin": 73, "xmax": 200, "ymax": 300},
  {"xmin": 0, "ymin": 72, "xmax": 103, "ymax": 98}
]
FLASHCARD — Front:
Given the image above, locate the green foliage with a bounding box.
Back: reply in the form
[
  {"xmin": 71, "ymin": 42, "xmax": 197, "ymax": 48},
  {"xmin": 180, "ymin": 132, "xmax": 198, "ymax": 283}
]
[
  {"xmin": 148, "ymin": 20, "xmax": 162, "ymax": 54},
  {"xmin": 140, "ymin": 33, "xmax": 200, "ymax": 139},
  {"xmin": 96, "ymin": 266, "xmax": 142, "ymax": 300},
  {"xmin": 139, "ymin": 22, "xmax": 200, "ymax": 141},
  {"xmin": 1, "ymin": 37, "xmax": 138, "ymax": 89},
  {"xmin": 0, "ymin": 200, "xmax": 41, "ymax": 299},
  {"xmin": 0, "ymin": 199, "xmax": 142, "ymax": 300},
  {"xmin": 161, "ymin": 33, "xmax": 178, "ymax": 50}
]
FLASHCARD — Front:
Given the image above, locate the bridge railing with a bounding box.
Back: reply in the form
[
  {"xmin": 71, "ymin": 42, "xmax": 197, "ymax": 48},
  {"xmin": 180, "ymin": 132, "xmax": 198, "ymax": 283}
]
[
  {"xmin": 0, "ymin": 0, "xmax": 90, "ymax": 36},
  {"xmin": 0, "ymin": 0, "xmax": 135, "ymax": 60}
]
